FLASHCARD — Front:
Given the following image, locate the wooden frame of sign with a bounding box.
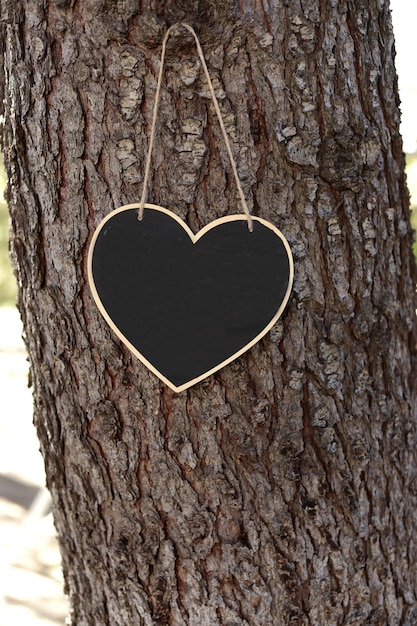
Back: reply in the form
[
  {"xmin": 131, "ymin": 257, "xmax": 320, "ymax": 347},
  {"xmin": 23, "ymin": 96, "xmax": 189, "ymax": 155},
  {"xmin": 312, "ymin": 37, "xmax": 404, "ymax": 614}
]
[{"xmin": 88, "ymin": 203, "xmax": 294, "ymax": 392}]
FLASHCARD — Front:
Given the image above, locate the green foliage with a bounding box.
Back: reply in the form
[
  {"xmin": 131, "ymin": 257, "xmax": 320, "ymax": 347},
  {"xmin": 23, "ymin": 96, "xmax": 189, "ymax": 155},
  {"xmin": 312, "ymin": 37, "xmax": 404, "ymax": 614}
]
[{"xmin": 0, "ymin": 157, "xmax": 17, "ymax": 306}]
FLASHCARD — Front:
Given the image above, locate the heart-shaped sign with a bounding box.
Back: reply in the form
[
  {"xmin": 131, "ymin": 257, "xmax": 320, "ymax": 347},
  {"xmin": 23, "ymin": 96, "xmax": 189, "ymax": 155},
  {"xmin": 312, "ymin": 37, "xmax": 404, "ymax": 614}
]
[{"xmin": 88, "ymin": 204, "xmax": 293, "ymax": 392}]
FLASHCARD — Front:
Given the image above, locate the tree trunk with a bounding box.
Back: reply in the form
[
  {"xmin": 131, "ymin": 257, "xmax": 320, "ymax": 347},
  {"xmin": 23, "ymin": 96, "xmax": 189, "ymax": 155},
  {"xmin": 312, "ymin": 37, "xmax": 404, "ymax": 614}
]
[{"xmin": 2, "ymin": 0, "xmax": 417, "ymax": 624}]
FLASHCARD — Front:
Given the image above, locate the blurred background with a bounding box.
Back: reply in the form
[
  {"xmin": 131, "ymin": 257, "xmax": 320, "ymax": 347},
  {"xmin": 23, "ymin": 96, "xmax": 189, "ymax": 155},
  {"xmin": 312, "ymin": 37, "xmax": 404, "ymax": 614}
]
[
  {"xmin": 0, "ymin": 141, "xmax": 69, "ymax": 621},
  {"xmin": 0, "ymin": 3, "xmax": 416, "ymax": 624}
]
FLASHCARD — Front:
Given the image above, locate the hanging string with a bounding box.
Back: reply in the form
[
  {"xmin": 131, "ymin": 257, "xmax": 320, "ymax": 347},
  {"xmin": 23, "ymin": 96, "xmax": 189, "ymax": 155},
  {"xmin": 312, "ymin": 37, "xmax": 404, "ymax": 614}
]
[{"xmin": 138, "ymin": 22, "xmax": 253, "ymax": 232}]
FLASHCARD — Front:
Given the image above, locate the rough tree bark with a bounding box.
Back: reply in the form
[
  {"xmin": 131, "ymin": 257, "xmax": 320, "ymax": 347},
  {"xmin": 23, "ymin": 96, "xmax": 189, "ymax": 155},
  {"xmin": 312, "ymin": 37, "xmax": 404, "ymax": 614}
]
[{"xmin": 1, "ymin": 0, "xmax": 417, "ymax": 624}]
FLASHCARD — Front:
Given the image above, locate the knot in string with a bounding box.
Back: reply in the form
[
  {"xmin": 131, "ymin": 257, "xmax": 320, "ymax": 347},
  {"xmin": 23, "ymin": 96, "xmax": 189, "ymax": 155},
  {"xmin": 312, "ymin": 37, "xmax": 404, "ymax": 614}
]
[{"xmin": 138, "ymin": 22, "xmax": 253, "ymax": 232}]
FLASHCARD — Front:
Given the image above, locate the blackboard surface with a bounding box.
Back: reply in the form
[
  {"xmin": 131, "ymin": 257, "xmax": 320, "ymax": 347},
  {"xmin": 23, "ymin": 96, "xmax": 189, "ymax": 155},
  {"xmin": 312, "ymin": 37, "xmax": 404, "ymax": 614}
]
[{"xmin": 88, "ymin": 204, "xmax": 293, "ymax": 391}]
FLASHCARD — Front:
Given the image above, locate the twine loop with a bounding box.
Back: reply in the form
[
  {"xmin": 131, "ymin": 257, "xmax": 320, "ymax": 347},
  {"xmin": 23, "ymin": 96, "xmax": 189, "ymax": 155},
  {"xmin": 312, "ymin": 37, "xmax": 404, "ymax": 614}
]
[{"xmin": 138, "ymin": 22, "xmax": 253, "ymax": 232}]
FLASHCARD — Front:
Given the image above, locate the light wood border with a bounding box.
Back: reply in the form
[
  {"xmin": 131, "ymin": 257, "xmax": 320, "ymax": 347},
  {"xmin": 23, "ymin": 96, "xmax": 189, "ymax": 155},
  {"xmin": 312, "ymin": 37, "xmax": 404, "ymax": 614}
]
[{"xmin": 87, "ymin": 203, "xmax": 294, "ymax": 392}]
